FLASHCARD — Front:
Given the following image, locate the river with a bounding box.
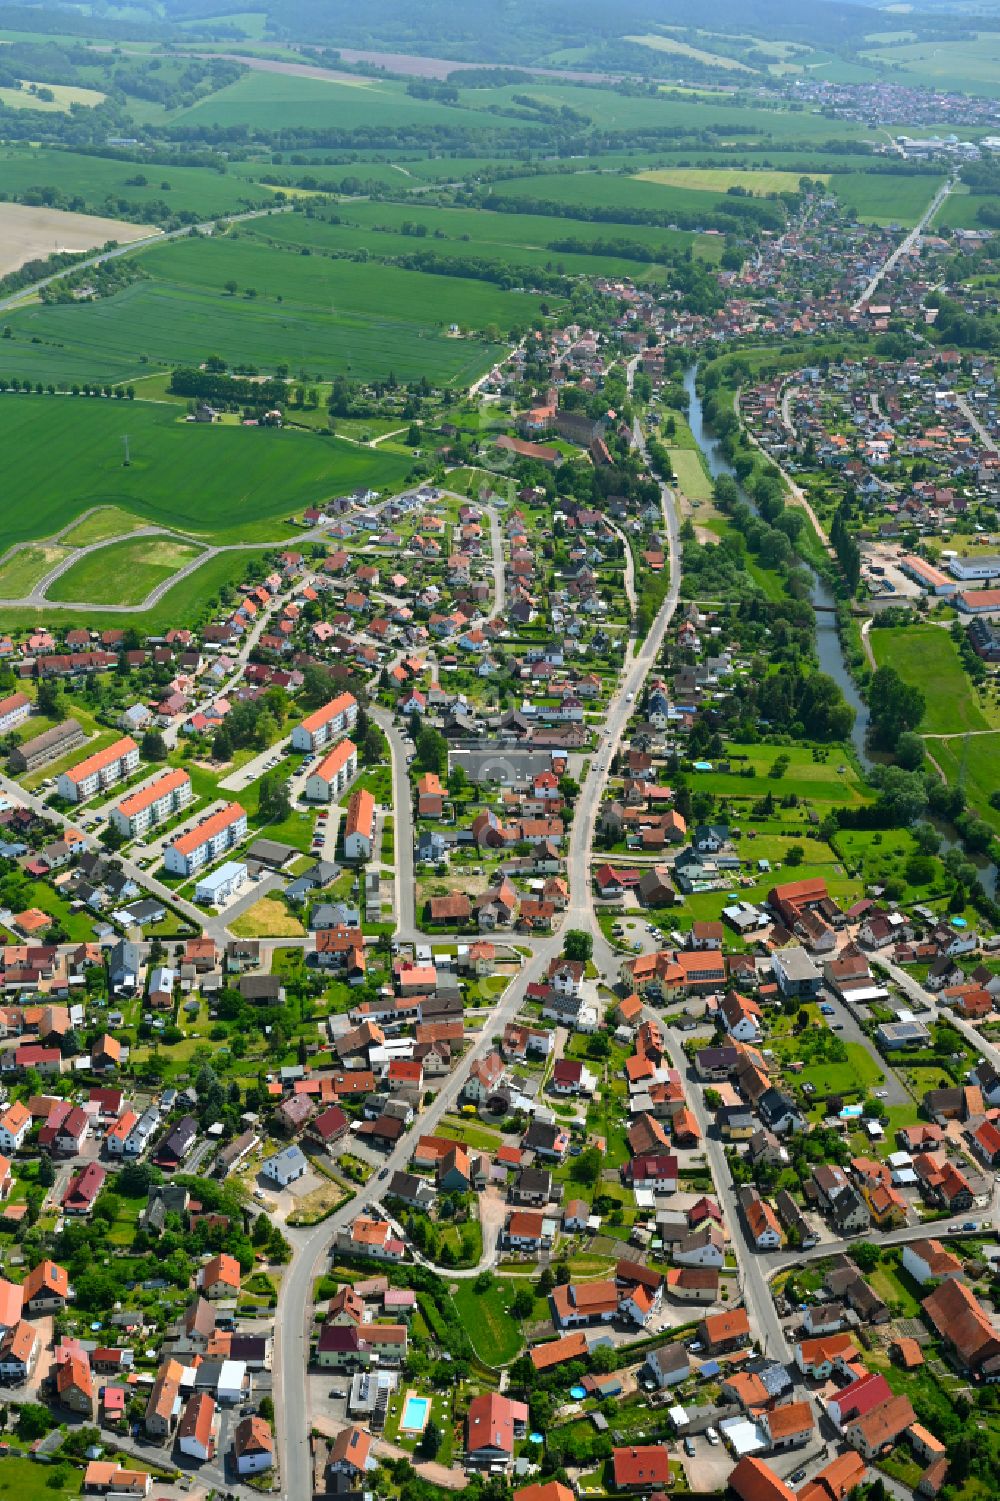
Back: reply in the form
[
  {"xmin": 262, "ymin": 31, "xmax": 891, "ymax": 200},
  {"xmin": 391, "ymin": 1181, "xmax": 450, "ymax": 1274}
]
[
  {"xmin": 682, "ymin": 365, "xmax": 998, "ymax": 900},
  {"xmin": 683, "ymin": 366, "xmax": 870, "ymax": 761}
]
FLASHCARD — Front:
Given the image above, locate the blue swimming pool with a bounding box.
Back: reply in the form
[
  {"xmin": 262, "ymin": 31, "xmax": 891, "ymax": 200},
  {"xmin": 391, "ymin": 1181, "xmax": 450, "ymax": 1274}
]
[
  {"xmin": 569, "ymin": 1385, "xmax": 587, "ymax": 1400},
  {"xmin": 402, "ymin": 1395, "xmax": 430, "ymax": 1431}
]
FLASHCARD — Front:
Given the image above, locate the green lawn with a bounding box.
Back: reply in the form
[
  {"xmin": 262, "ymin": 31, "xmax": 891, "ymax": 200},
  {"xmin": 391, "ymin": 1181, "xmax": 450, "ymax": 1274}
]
[
  {"xmin": 687, "ymin": 741, "xmax": 870, "ymax": 805},
  {"xmin": 450, "ymin": 1279, "xmax": 524, "ymax": 1365},
  {"xmin": 0, "ymin": 1456, "xmax": 82, "ymax": 1499},
  {"xmin": 869, "ymin": 625, "xmax": 991, "ymax": 735},
  {"xmin": 48, "ymin": 535, "xmax": 204, "ymax": 605}
]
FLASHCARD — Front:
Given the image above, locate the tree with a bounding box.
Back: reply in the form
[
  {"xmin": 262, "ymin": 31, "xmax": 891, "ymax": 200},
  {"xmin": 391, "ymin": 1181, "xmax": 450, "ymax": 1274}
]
[
  {"xmin": 118, "ymin": 1160, "xmax": 160, "ymax": 1197},
  {"xmin": 570, "ymin": 1147, "xmax": 601, "ymax": 1187},
  {"xmin": 511, "ymin": 1287, "xmax": 534, "ymax": 1319},
  {"xmin": 563, "ymin": 930, "xmax": 592, "ymax": 963},
  {"xmin": 852, "ymin": 1241, "xmax": 880, "ymax": 1273},
  {"xmin": 785, "ymin": 844, "xmax": 805, "ymax": 867},
  {"xmin": 895, "ymin": 731, "xmax": 924, "ymax": 771},
  {"xmin": 868, "ymin": 665, "xmax": 925, "ymax": 752},
  {"xmin": 141, "ymin": 729, "xmax": 168, "ymax": 762},
  {"xmin": 419, "ymin": 1421, "xmax": 442, "ymax": 1459},
  {"xmin": 258, "ymin": 772, "xmax": 291, "ymax": 823},
  {"xmin": 536, "ymin": 1266, "xmax": 555, "ymax": 1296},
  {"xmin": 258, "ymin": 1395, "xmax": 274, "ymax": 1422},
  {"xmin": 36, "ymin": 678, "xmax": 64, "ymax": 721},
  {"xmin": 16, "ymin": 1404, "xmax": 52, "ymax": 1441}
]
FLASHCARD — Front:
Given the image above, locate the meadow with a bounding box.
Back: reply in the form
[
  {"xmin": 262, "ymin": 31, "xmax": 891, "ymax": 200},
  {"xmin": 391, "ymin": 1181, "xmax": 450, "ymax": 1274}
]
[
  {"xmin": 635, "ymin": 166, "xmax": 822, "ymax": 194},
  {"xmin": 47, "ymin": 535, "xmax": 204, "ymax": 606},
  {"xmin": 869, "ymin": 625, "xmax": 991, "ymax": 736},
  {"xmin": 829, "ymin": 171, "xmax": 946, "ymax": 228},
  {"xmin": 859, "ymin": 33, "xmax": 1000, "ymax": 96},
  {"xmin": 0, "ymin": 80, "xmax": 106, "ymax": 111},
  {"xmin": 0, "ymin": 395, "xmax": 411, "ymax": 549},
  {"xmin": 624, "ymin": 33, "xmax": 754, "ymax": 71},
  {"xmin": 0, "ymin": 230, "xmax": 546, "ymax": 385},
  {"xmin": 927, "ymin": 733, "xmax": 1000, "ymax": 836}
]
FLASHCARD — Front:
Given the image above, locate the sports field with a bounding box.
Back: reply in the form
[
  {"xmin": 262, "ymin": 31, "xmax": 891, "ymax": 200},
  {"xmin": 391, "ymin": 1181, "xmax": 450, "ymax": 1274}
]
[
  {"xmin": 0, "ymin": 397, "xmax": 411, "ymax": 549},
  {"xmin": 0, "ymin": 231, "xmax": 543, "ymax": 385},
  {"xmin": 48, "ymin": 535, "xmax": 204, "ymax": 605},
  {"xmin": 668, "ymin": 448, "xmax": 713, "ymax": 501},
  {"xmin": 635, "ymin": 167, "xmax": 821, "ymax": 194},
  {"xmin": 869, "ymin": 626, "xmax": 991, "ymax": 735}
]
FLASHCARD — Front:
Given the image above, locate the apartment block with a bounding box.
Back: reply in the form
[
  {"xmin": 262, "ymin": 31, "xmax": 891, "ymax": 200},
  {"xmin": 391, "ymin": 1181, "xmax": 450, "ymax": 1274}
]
[
  {"xmin": 291, "ymin": 693, "xmax": 358, "ymax": 752},
  {"xmin": 111, "ymin": 768, "xmax": 193, "ymax": 839},
  {"xmin": 164, "ymin": 803, "xmax": 247, "ymax": 877},
  {"xmin": 58, "ymin": 737, "xmax": 140, "ymax": 803}
]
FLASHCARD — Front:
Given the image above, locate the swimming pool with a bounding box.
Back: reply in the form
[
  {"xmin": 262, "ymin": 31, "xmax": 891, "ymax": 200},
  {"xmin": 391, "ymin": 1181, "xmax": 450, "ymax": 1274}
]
[{"xmin": 401, "ymin": 1394, "xmax": 431, "ymax": 1432}]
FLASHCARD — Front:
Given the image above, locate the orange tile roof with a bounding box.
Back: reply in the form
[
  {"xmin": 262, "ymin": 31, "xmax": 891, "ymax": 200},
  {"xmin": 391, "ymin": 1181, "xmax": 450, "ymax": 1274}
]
[
  {"xmin": 171, "ymin": 801, "xmax": 245, "ymax": 857},
  {"xmin": 117, "ymin": 767, "xmax": 190, "ymax": 818},
  {"xmin": 64, "ymin": 736, "xmax": 138, "ymax": 785}
]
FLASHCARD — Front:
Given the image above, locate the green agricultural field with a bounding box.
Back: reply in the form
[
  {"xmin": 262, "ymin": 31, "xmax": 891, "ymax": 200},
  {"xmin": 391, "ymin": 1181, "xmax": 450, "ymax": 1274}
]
[
  {"xmin": 1, "ymin": 229, "xmax": 543, "ymax": 386},
  {"xmin": 171, "ymin": 69, "xmax": 507, "ymax": 132},
  {"xmin": 491, "ymin": 169, "xmax": 759, "ymax": 220},
  {"xmin": 869, "ymin": 626, "xmax": 991, "ymax": 735},
  {"xmin": 47, "ymin": 535, "xmax": 204, "ymax": 606},
  {"xmin": 0, "ymin": 397, "xmax": 411, "ymax": 550},
  {"xmin": 829, "ymin": 171, "xmax": 945, "ymax": 227},
  {"xmin": 0, "ymin": 143, "xmax": 271, "ymax": 222},
  {"xmin": 933, "ymin": 188, "xmax": 1000, "ymax": 232},
  {"xmin": 859, "ymin": 33, "xmax": 1000, "ymax": 96},
  {"xmin": 245, "ymin": 199, "xmax": 719, "ymax": 275},
  {"xmin": 668, "ymin": 448, "xmax": 713, "ymax": 500}
]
